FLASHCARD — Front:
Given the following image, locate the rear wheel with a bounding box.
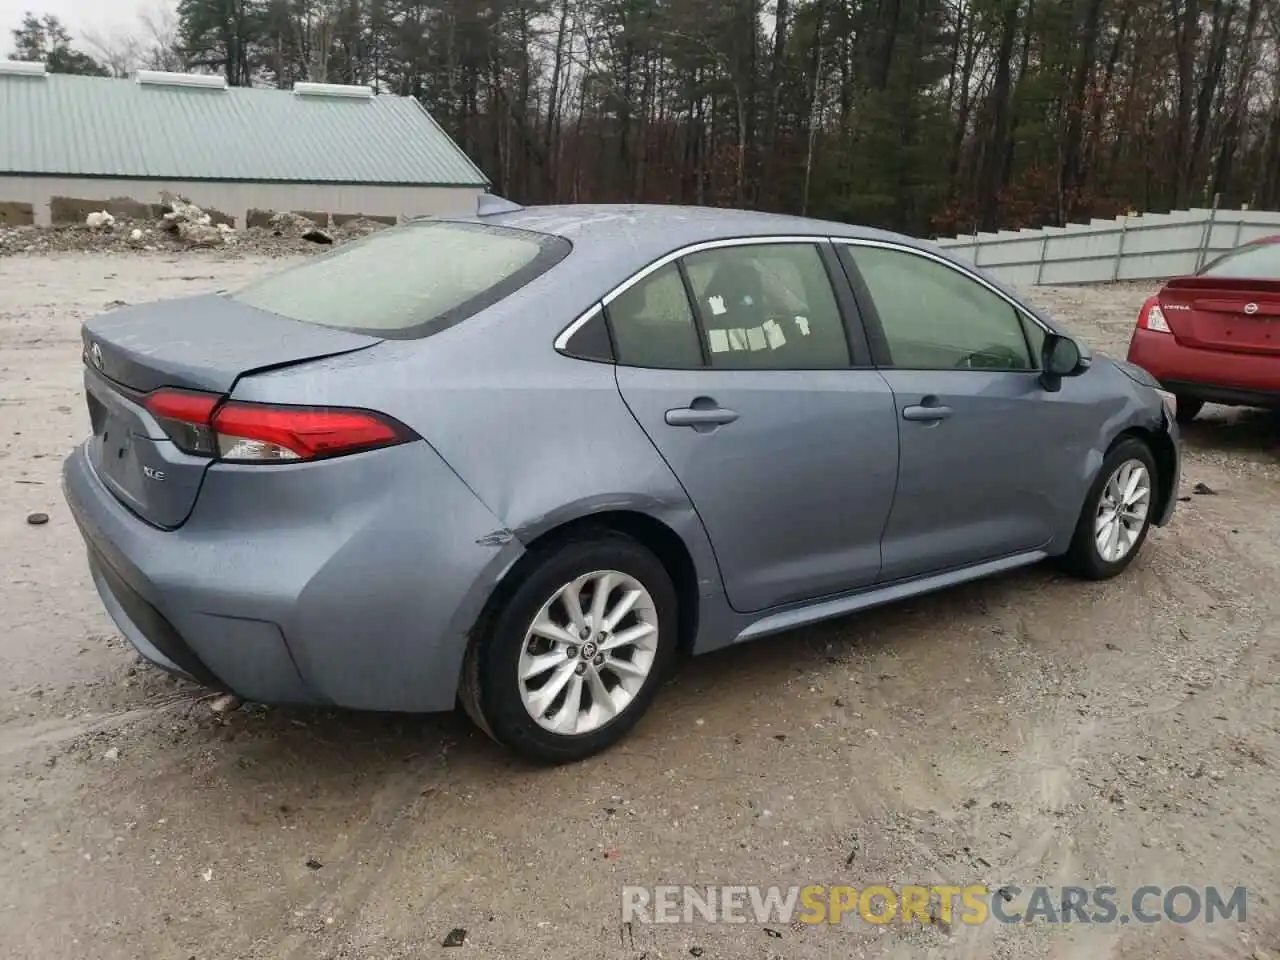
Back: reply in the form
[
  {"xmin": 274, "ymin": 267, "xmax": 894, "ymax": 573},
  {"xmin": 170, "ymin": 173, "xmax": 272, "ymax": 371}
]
[
  {"xmin": 1174, "ymin": 396, "xmax": 1204, "ymax": 424},
  {"xmin": 1062, "ymin": 438, "xmax": 1158, "ymax": 580},
  {"xmin": 460, "ymin": 532, "xmax": 677, "ymax": 764}
]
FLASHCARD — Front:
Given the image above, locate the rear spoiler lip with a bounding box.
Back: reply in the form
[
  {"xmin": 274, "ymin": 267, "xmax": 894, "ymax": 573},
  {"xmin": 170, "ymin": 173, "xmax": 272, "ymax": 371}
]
[{"xmin": 1163, "ymin": 276, "xmax": 1280, "ymax": 292}]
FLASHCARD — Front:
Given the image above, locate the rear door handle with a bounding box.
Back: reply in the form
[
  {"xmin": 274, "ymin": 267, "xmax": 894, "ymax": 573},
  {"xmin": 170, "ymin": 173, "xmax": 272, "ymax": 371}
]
[
  {"xmin": 665, "ymin": 404, "xmax": 739, "ymax": 429},
  {"xmin": 902, "ymin": 404, "xmax": 953, "ymax": 422}
]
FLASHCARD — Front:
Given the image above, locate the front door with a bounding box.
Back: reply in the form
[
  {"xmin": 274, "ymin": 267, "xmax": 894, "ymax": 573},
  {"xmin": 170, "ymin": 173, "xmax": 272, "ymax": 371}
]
[
  {"xmin": 837, "ymin": 241, "xmax": 1082, "ymax": 581},
  {"xmin": 607, "ymin": 241, "xmax": 900, "ymax": 613}
]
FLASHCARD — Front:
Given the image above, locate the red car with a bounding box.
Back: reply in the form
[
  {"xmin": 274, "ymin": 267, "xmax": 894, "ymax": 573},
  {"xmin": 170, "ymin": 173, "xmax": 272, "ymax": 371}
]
[{"xmin": 1126, "ymin": 235, "xmax": 1280, "ymax": 423}]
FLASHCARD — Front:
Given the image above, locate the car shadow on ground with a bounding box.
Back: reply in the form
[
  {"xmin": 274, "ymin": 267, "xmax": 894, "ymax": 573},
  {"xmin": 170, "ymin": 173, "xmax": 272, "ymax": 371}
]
[
  {"xmin": 1180, "ymin": 406, "xmax": 1279, "ymax": 461},
  {"xmin": 122, "ymin": 559, "xmax": 1071, "ymax": 788}
]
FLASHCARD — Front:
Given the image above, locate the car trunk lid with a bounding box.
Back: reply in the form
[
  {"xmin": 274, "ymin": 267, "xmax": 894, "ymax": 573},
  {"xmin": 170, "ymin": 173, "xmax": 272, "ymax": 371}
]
[
  {"xmin": 1159, "ymin": 277, "xmax": 1280, "ymax": 356},
  {"xmin": 81, "ymin": 294, "xmax": 381, "ymax": 528}
]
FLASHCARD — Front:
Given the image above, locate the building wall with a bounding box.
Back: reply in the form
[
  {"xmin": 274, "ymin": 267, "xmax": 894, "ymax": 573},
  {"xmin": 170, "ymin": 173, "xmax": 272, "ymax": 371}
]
[{"xmin": 0, "ymin": 176, "xmax": 485, "ymax": 227}]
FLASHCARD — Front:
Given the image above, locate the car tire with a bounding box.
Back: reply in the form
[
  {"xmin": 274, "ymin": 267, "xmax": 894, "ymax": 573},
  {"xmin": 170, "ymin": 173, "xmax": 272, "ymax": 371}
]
[
  {"xmin": 459, "ymin": 531, "xmax": 678, "ymax": 764},
  {"xmin": 1061, "ymin": 437, "xmax": 1159, "ymax": 581},
  {"xmin": 1174, "ymin": 396, "xmax": 1203, "ymax": 424}
]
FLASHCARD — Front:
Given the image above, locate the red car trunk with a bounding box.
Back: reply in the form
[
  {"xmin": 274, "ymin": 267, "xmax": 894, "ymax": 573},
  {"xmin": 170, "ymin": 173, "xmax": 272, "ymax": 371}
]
[{"xmin": 1158, "ymin": 277, "xmax": 1280, "ymax": 356}]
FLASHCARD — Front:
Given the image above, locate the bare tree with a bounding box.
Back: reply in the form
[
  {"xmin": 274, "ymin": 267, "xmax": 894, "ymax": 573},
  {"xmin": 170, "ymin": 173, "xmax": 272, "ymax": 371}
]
[
  {"xmin": 139, "ymin": 0, "xmax": 189, "ymax": 72},
  {"xmin": 81, "ymin": 28, "xmax": 144, "ymax": 78}
]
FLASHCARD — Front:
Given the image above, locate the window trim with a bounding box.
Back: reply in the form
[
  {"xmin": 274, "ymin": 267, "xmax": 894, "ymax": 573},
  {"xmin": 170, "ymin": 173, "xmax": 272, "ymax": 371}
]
[
  {"xmin": 554, "ymin": 235, "xmax": 875, "ymax": 368},
  {"xmin": 831, "ymin": 237, "xmax": 1052, "ymax": 373}
]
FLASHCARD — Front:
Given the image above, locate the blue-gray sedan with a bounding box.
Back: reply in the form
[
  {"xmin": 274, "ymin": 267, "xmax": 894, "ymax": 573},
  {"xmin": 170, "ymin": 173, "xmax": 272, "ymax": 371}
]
[{"xmin": 62, "ymin": 203, "xmax": 1180, "ymax": 763}]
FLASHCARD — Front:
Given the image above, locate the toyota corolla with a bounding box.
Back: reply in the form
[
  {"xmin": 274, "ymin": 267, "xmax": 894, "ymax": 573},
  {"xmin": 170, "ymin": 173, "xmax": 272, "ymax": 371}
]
[{"xmin": 62, "ymin": 202, "xmax": 1181, "ymax": 763}]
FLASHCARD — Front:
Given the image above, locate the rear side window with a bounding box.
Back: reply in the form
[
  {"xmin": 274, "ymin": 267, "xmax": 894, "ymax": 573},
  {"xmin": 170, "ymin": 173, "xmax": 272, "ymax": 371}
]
[
  {"xmin": 606, "ymin": 264, "xmax": 705, "ymax": 368},
  {"xmin": 682, "ymin": 243, "xmax": 850, "ymax": 368},
  {"xmin": 229, "ymin": 220, "xmax": 570, "ymax": 339},
  {"xmin": 1200, "ymin": 241, "xmax": 1280, "ymax": 279}
]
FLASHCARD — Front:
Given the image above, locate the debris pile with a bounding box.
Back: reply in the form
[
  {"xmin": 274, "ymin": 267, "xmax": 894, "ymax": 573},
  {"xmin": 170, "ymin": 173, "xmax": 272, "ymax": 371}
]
[
  {"xmin": 0, "ymin": 193, "xmax": 393, "ymax": 257},
  {"xmin": 159, "ymin": 195, "xmax": 234, "ymax": 249},
  {"xmin": 334, "ymin": 216, "xmax": 386, "ymax": 240},
  {"xmin": 268, "ymin": 211, "xmax": 334, "ymax": 245}
]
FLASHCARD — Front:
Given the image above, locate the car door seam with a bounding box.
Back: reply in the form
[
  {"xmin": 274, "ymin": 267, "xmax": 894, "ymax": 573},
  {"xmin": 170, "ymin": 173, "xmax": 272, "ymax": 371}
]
[{"xmin": 610, "ymin": 363, "xmax": 732, "ymax": 597}]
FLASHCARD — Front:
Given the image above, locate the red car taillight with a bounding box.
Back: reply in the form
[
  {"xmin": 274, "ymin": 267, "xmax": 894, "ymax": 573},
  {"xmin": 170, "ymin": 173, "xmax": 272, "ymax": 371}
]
[
  {"xmin": 1136, "ymin": 295, "xmax": 1172, "ymax": 334},
  {"xmin": 144, "ymin": 388, "xmax": 417, "ymax": 463}
]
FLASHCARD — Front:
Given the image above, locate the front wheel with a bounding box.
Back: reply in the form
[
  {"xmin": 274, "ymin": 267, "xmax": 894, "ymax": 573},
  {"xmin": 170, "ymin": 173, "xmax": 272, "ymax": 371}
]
[
  {"xmin": 460, "ymin": 532, "xmax": 677, "ymax": 764},
  {"xmin": 1061, "ymin": 438, "xmax": 1158, "ymax": 580}
]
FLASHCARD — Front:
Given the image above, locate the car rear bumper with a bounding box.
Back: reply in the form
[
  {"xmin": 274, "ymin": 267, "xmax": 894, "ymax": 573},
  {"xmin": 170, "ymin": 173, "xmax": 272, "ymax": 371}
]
[
  {"xmin": 61, "ymin": 440, "xmax": 524, "ymax": 713},
  {"xmin": 1127, "ymin": 329, "xmax": 1280, "ymax": 408}
]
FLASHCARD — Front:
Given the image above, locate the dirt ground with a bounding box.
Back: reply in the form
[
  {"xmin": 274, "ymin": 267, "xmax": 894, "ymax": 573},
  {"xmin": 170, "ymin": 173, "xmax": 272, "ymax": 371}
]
[{"xmin": 2, "ymin": 252, "xmax": 1279, "ymax": 960}]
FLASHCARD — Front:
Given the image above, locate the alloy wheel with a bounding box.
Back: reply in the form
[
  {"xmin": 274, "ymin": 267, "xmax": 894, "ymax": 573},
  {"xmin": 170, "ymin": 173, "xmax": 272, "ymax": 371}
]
[
  {"xmin": 517, "ymin": 570, "xmax": 659, "ymax": 735},
  {"xmin": 1094, "ymin": 458, "xmax": 1152, "ymax": 563}
]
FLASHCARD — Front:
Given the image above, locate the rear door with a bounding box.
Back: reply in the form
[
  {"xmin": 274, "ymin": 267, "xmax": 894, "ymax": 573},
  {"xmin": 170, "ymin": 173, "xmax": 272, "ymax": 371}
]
[
  {"xmin": 836, "ymin": 240, "xmax": 1085, "ymax": 581},
  {"xmin": 610, "ymin": 238, "xmax": 900, "ymax": 614}
]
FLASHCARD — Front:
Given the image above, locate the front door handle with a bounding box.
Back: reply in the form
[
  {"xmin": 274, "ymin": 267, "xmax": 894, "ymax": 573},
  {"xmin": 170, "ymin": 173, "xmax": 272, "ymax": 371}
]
[
  {"xmin": 665, "ymin": 400, "xmax": 739, "ymax": 429},
  {"xmin": 902, "ymin": 403, "xmax": 953, "ymax": 422}
]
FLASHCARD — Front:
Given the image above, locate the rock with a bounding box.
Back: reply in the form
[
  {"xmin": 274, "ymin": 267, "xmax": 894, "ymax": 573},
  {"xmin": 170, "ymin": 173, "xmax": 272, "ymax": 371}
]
[
  {"xmin": 209, "ymin": 693, "xmax": 243, "ymax": 714},
  {"xmin": 269, "ymin": 211, "xmax": 319, "ymax": 237},
  {"xmin": 1253, "ymin": 949, "xmax": 1273, "ymax": 960},
  {"xmin": 129, "ymin": 228, "xmax": 144, "ymax": 243},
  {"xmin": 160, "ymin": 197, "xmax": 214, "ymax": 238},
  {"xmin": 102, "ymin": 747, "xmax": 119, "ymax": 761},
  {"xmin": 442, "ymin": 928, "xmax": 467, "ymax": 947},
  {"xmin": 86, "ymin": 211, "xmax": 115, "ymax": 229},
  {"xmin": 301, "ymin": 228, "xmax": 334, "ymax": 245},
  {"xmin": 1192, "ymin": 482, "xmax": 1217, "ymax": 495},
  {"xmin": 26, "ymin": 512, "xmax": 49, "ymax": 525},
  {"xmin": 178, "ymin": 222, "xmax": 227, "ymax": 248},
  {"xmin": 305, "ymin": 858, "xmax": 324, "ymax": 870}
]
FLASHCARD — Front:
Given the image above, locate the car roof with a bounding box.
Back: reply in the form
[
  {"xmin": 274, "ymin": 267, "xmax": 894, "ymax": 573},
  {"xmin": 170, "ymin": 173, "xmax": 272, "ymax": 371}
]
[
  {"xmin": 447, "ymin": 202, "xmax": 922, "ymax": 265},
  {"xmin": 428, "ymin": 202, "xmax": 1068, "ymax": 339}
]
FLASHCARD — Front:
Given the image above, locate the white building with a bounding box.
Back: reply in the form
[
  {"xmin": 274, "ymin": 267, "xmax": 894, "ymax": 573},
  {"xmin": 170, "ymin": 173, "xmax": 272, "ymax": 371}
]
[{"xmin": 0, "ymin": 62, "xmax": 489, "ymax": 228}]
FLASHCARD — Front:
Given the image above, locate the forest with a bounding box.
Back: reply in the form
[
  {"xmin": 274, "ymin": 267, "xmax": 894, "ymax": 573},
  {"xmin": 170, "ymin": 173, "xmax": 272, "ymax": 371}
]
[{"xmin": 8, "ymin": 0, "xmax": 1280, "ymax": 237}]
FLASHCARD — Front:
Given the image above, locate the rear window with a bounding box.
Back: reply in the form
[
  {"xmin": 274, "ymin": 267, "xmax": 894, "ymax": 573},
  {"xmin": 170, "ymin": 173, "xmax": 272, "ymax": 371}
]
[
  {"xmin": 1199, "ymin": 240, "xmax": 1280, "ymax": 279},
  {"xmin": 229, "ymin": 220, "xmax": 570, "ymax": 339}
]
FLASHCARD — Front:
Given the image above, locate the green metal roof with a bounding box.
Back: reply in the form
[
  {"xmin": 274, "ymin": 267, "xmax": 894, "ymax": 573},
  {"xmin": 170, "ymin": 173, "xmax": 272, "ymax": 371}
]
[{"xmin": 0, "ymin": 72, "xmax": 490, "ymax": 186}]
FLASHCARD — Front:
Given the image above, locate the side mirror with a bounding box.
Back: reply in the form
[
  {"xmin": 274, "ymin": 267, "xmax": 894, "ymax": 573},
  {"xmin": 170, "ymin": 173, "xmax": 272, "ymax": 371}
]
[{"xmin": 1040, "ymin": 334, "xmax": 1083, "ymax": 392}]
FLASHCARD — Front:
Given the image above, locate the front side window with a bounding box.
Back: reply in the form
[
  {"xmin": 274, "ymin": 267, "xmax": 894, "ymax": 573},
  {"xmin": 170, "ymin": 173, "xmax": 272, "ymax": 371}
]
[
  {"xmin": 230, "ymin": 220, "xmax": 570, "ymax": 339},
  {"xmin": 682, "ymin": 243, "xmax": 851, "ymax": 369},
  {"xmin": 843, "ymin": 245, "xmax": 1035, "ymax": 371},
  {"xmin": 606, "ymin": 263, "xmax": 704, "ymax": 369}
]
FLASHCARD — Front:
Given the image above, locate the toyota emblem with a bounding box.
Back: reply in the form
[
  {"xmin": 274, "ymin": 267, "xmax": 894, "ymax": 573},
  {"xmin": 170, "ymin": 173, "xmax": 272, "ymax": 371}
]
[
  {"xmin": 90, "ymin": 342, "xmax": 104, "ymax": 369},
  {"xmin": 1245, "ymin": 302, "xmax": 1259, "ymax": 315}
]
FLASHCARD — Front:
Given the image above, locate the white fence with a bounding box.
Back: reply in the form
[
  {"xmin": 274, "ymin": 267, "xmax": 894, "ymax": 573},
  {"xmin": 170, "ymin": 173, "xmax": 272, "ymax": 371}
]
[{"xmin": 933, "ymin": 207, "xmax": 1280, "ymax": 287}]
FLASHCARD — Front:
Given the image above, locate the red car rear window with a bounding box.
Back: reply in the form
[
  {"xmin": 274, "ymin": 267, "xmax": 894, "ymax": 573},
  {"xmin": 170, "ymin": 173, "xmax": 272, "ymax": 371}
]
[{"xmin": 1199, "ymin": 240, "xmax": 1280, "ymax": 279}]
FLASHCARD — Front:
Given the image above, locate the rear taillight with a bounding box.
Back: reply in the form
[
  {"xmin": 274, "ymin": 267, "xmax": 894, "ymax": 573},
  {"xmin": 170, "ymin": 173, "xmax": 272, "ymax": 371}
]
[
  {"xmin": 1137, "ymin": 296, "xmax": 1172, "ymax": 333},
  {"xmin": 143, "ymin": 388, "xmax": 416, "ymax": 463}
]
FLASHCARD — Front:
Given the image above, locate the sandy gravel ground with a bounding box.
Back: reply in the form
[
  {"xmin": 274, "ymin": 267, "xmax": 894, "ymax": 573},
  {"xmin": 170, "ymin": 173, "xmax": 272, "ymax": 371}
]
[{"xmin": 2, "ymin": 253, "xmax": 1279, "ymax": 960}]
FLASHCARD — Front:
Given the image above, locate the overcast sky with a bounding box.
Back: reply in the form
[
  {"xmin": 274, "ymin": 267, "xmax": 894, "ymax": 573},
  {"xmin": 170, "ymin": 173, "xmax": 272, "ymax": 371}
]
[{"xmin": 2, "ymin": 0, "xmax": 174, "ymax": 50}]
